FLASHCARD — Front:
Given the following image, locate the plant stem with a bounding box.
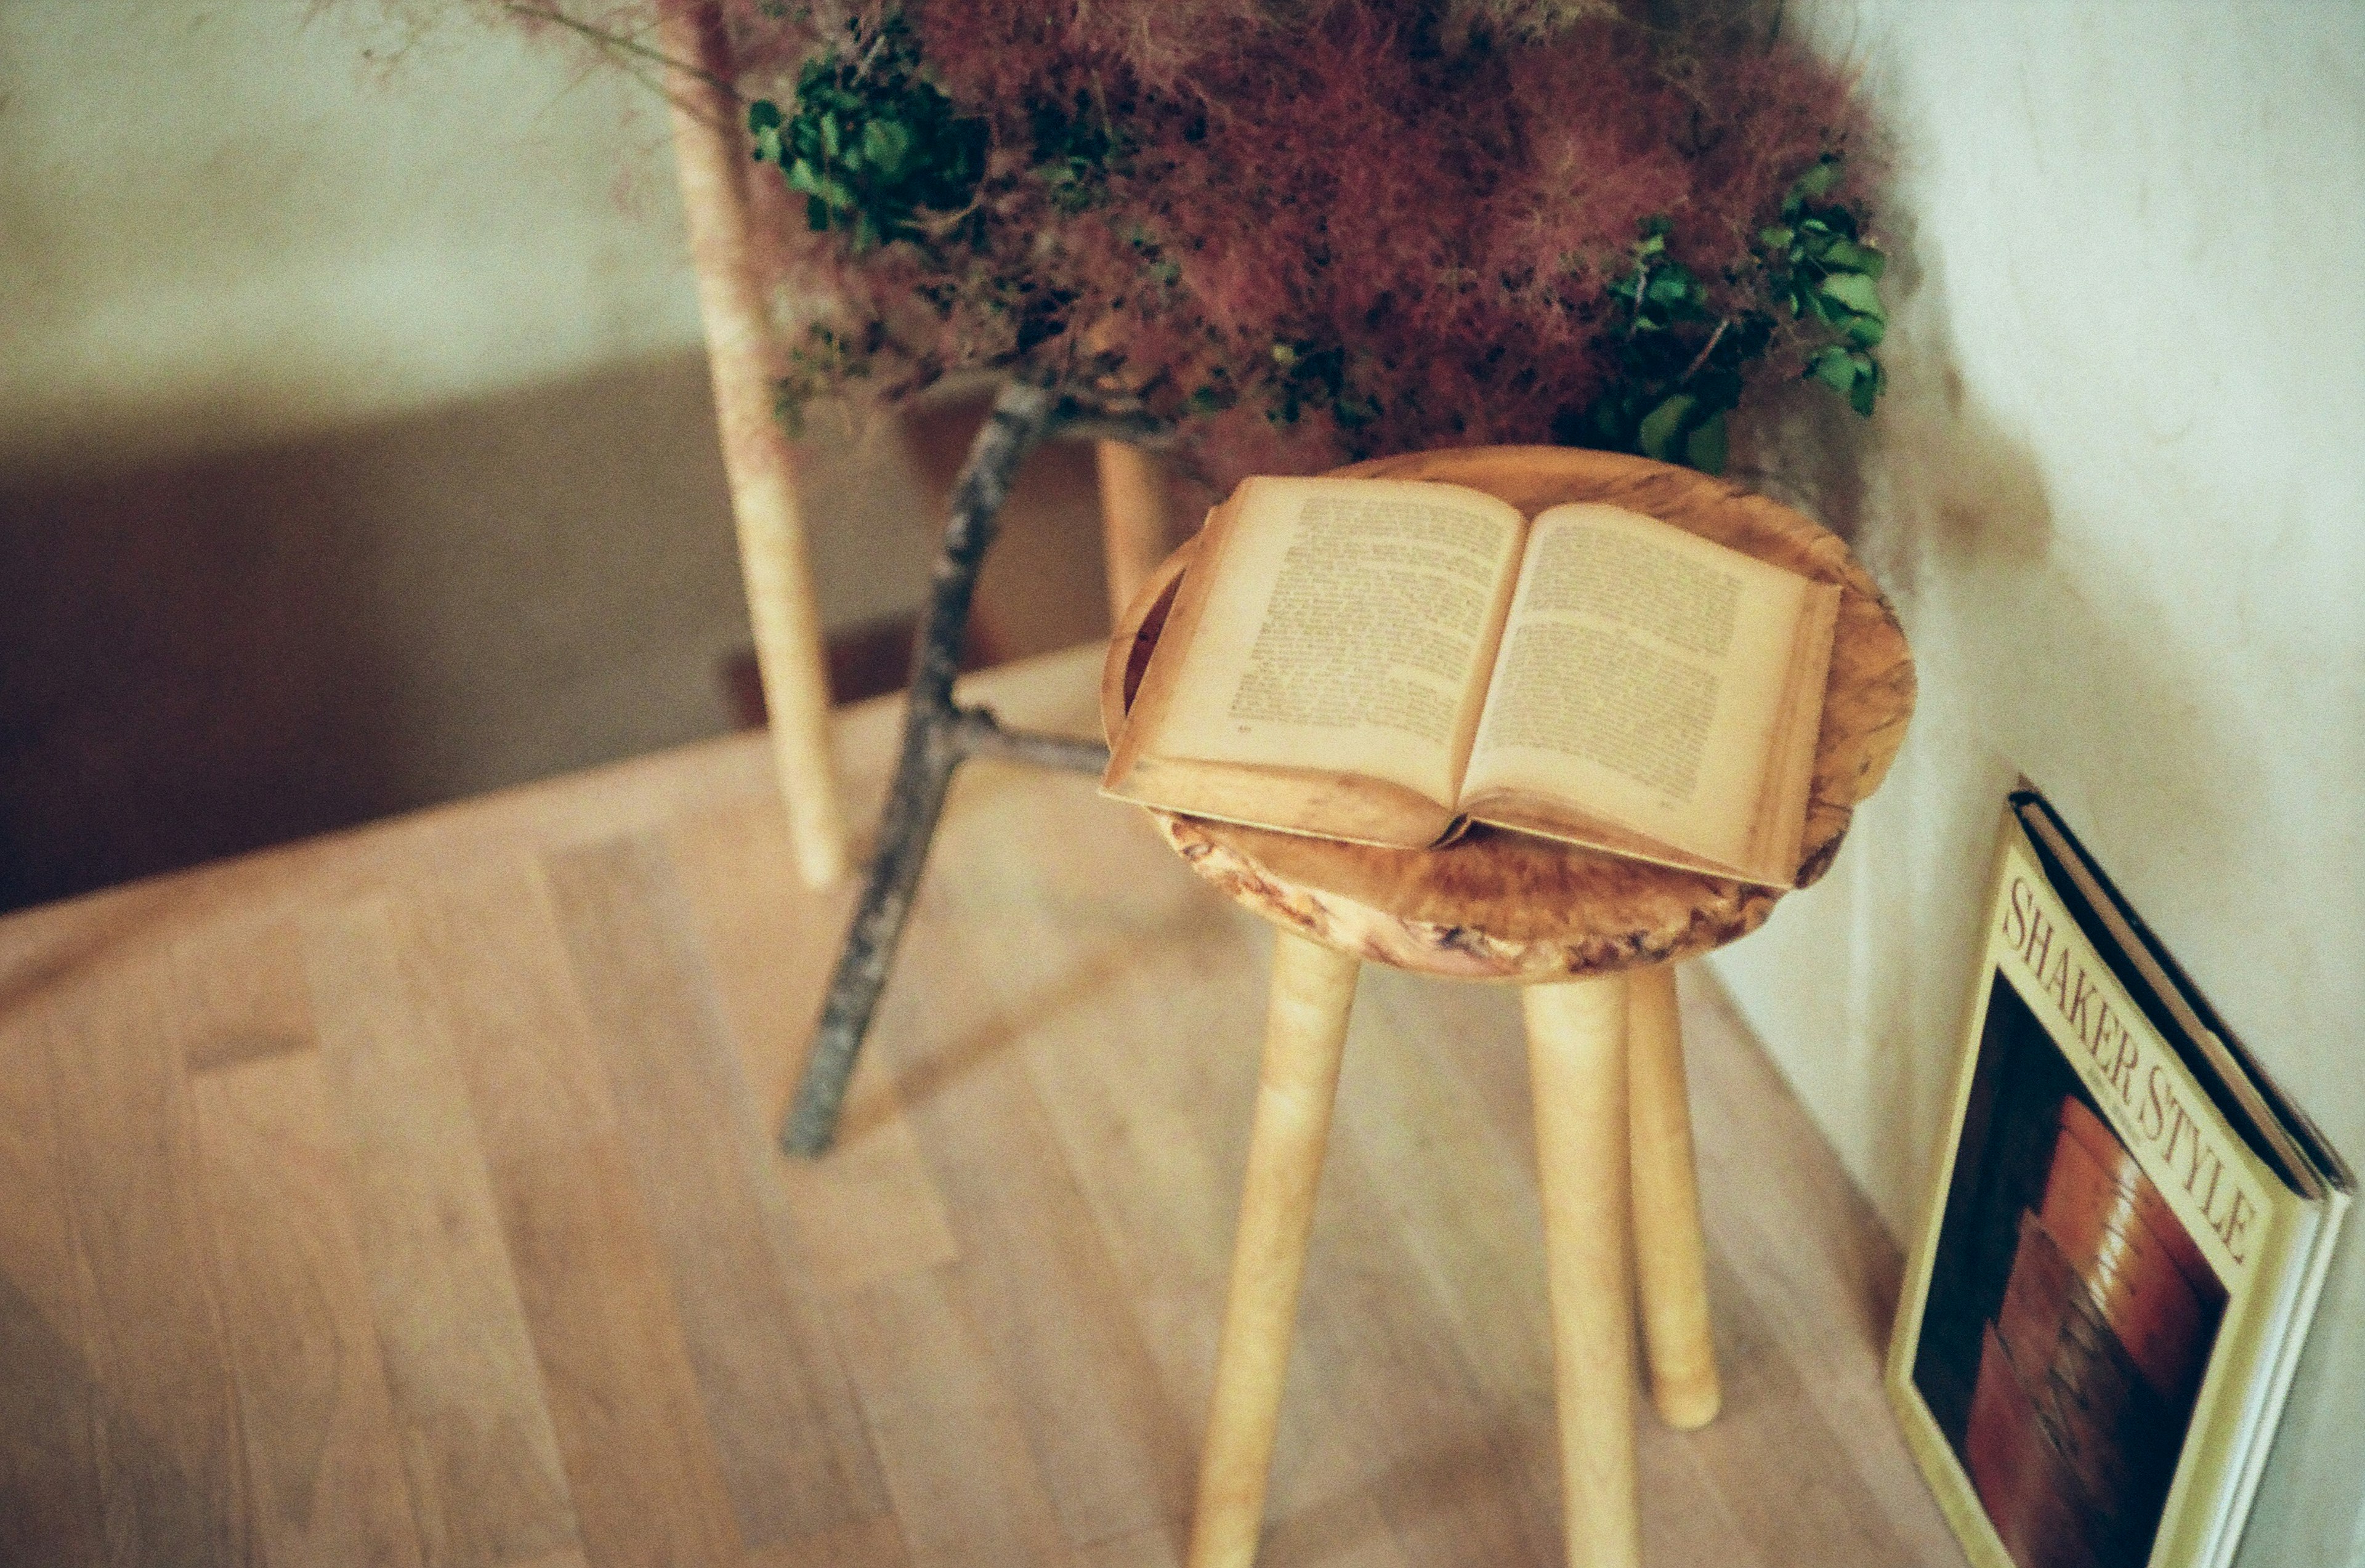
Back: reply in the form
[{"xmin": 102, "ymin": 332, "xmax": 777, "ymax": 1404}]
[
  {"xmin": 783, "ymin": 379, "xmax": 1089, "ymax": 1157},
  {"xmin": 1678, "ymin": 318, "xmax": 1730, "ymax": 387},
  {"xmin": 503, "ymin": 2, "xmax": 740, "ymax": 105}
]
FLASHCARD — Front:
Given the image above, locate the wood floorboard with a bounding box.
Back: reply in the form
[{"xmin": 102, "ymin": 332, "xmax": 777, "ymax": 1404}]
[
  {"xmin": 39, "ymin": 939, "xmax": 255, "ymax": 1567},
  {"xmin": 891, "ymin": 797, "xmax": 1202, "ymax": 1553},
  {"xmin": 388, "ymin": 867, "xmax": 748, "ymax": 1568},
  {"xmin": 664, "ymin": 799, "xmax": 960, "ymax": 1298},
  {"xmin": 190, "ymin": 1048, "xmax": 422, "ymax": 1568},
  {"xmin": 830, "ymin": 1263, "xmax": 1078, "ymax": 1568},
  {"xmin": 0, "ymin": 645, "xmax": 1968, "ymax": 1568},
  {"xmin": 741, "ymin": 1514, "xmax": 911, "ymax": 1568},
  {"xmin": 304, "ymin": 896, "xmax": 586, "ymax": 1568},
  {"xmin": 0, "ymin": 960, "xmax": 108, "ymax": 1568},
  {"xmin": 543, "ymin": 836, "xmax": 886, "ymax": 1548}
]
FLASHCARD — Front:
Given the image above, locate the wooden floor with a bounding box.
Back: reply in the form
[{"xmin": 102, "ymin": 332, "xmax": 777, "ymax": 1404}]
[{"xmin": 0, "ymin": 647, "xmax": 1967, "ymax": 1568}]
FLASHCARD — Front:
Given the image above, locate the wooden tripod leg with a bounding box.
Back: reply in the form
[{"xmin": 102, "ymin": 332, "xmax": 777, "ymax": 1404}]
[
  {"xmin": 1094, "ymin": 440, "xmax": 1171, "ymax": 627},
  {"xmin": 1524, "ymin": 976, "xmax": 1641, "ymax": 1568},
  {"xmin": 1187, "ymin": 931, "xmax": 1359, "ymax": 1568},
  {"xmin": 1627, "ymin": 963, "xmax": 1721, "ymax": 1429},
  {"xmin": 660, "ymin": 1, "xmax": 848, "ymax": 889}
]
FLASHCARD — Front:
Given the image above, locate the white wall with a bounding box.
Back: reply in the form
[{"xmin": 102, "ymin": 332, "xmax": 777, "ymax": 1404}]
[
  {"xmin": 0, "ymin": 1, "xmax": 980, "ymax": 903},
  {"xmin": 0, "ymin": 1, "xmax": 976, "ymax": 637},
  {"xmin": 1713, "ymin": 6, "xmax": 2365, "ymax": 1565},
  {"xmin": 0, "ymin": 1, "xmax": 706, "ymax": 475}
]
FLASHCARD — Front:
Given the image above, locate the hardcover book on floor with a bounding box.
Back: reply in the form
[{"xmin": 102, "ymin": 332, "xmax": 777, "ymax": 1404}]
[{"xmin": 1888, "ymin": 790, "xmax": 2350, "ymax": 1568}]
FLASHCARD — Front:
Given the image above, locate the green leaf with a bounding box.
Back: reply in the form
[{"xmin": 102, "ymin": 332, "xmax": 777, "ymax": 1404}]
[
  {"xmin": 1758, "ymin": 225, "xmax": 1793, "ymax": 251},
  {"xmin": 1850, "ymin": 358, "xmax": 1882, "ymax": 416},
  {"xmin": 1845, "ymin": 311, "xmax": 1886, "ymax": 348},
  {"xmin": 1684, "ymin": 411, "xmax": 1729, "ymax": 474},
  {"xmin": 1818, "ymin": 272, "xmax": 1883, "ymax": 315},
  {"xmin": 819, "ymin": 112, "xmax": 841, "ymax": 160},
  {"xmin": 1638, "ymin": 393, "xmax": 1697, "ymax": 463},
  {"xmin": 862, "ymin": 118, "xmax": 912, "ymax": 176},
  {"xmin": 1793, "ymin": 156, "xmax": 1843, "ymax": 201},
  {"xmin": 1823, "ymin": 239, "xmax": 1886, "ymax": 277},
  {"xmin": 1647, "ymin": 272, "xmax": 1698, "ymax": 307},
  {"xmin": 1808, "ymin": 345, "xmax": 1856, "ymax": 394},
  {"xmin": 748, "ymin": 100, "xmax": 783, "ymax": 133}
]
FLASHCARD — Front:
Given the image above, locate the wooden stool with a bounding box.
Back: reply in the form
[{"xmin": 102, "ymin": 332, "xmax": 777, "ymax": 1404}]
[{"xmin": 1101, "ymin": 447, "xmax": 1915, "ymax": 1568}]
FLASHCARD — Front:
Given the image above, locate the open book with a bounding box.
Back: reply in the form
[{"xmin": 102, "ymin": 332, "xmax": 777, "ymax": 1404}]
[{"xmin": 1102, "ymin": 474, "xmax": 1841, "ymax": 887}]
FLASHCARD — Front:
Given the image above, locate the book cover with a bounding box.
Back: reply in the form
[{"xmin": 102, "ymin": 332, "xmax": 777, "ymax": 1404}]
[{"xmin": 1886, "ymin": 791, "xmax": 2350, "ymax": 1568}]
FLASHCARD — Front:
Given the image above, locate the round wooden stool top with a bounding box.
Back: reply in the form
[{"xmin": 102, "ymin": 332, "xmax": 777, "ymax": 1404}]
[{"xmin": 1100, "ymin": 446, "xmax": 1915, "ymax": 980}]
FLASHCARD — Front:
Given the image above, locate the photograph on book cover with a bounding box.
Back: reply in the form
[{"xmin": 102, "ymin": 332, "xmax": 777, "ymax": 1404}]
[{"xmin": 1912, "ymin": 970, "xmax": 2228, "ymax": 1568}]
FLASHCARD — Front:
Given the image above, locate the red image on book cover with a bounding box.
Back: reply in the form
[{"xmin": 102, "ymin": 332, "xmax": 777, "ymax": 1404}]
[{"xmin": 1914, "ymin": 980, "xmax": 2228, "ymax": 1568}]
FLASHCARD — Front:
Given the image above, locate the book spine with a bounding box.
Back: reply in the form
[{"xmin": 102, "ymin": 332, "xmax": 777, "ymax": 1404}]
[{"xmin": 2199, "ymin": 1194, "xmax": 2341, "ymax": 1568}]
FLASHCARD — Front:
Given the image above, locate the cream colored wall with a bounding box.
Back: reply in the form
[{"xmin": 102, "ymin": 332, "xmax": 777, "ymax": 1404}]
[
  {"xmin": 1712, "ymin": 6, "xmax": 2365, "ymax": 1565},
  {"xmin": 0, "ymin": 2, "xmax": 1100, "ymax": 907},
  {"xmin": 0, "ymin": 2, "xmax": 1059, "ymax": 640},
  {"xmin": 0, "ymin": 1, "xmax": 705, "ymax": 474}
]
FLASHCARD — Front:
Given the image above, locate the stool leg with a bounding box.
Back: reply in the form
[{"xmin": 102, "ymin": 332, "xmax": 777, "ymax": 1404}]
[
  {"xmin": 1626, "ymin": 963, "xmax": 1721, "ymax": 1430},
  {"xmin": 1524, "ymin": 976, "xmax": 1641, "ymax": 1568},
  {"xmin": 658, "ymin": 1, "xmax": 847, "ymax": 889},
  {"xmin": 1094, "ymin": 439, "xmax": 1173, "ymax": 627},
  {"xmin": 1187, "ymin": 931, "xmax": 1360, "ymax": 1568}
]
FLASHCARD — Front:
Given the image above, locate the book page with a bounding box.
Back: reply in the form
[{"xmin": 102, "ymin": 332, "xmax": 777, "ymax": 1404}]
[
  {"xmin": 1136, "ymin": 476, "xmax": 1525, "ymax": 805},
  {"xmin": 1458, "ymin": 504, "xmax": 1808, "ymax": 869}
]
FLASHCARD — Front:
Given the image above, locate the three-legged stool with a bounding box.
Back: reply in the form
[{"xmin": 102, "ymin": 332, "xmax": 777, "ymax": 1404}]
[{"xmin": 1101, "ymin": 447, "xmax": 1915, "ymax": 1567}]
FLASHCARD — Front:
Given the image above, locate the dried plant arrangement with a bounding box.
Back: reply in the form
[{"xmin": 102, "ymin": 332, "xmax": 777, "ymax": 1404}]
[{"xmin": 494, "ymin": 0, "xmax": 1890, "ymax": 483}]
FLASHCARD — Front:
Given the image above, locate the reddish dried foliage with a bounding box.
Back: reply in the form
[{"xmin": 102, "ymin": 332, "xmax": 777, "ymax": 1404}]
[{"xmin": 556, "ymin": 2, "xmax": 1869, "ymax": 485}]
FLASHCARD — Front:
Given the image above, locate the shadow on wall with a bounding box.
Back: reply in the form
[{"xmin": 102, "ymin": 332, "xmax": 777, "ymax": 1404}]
[
  {"xmin": 1737, "ymin": 214, "xmax": 2264, "ymax": 900},
  {"xmin": 0, "ymin": 353, "xmax": 1147, "ymax": 915},
  {"xmin": 0, "ymin": 350, "xmax": 769, "ymax": 911},
  {"xmin": 0, "ymin": 436, "xmax": 402, "ymax": 913},
  {"xmin": 1718, "ymin": 196, "xmax": 2302, "ymax": 1334}
]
